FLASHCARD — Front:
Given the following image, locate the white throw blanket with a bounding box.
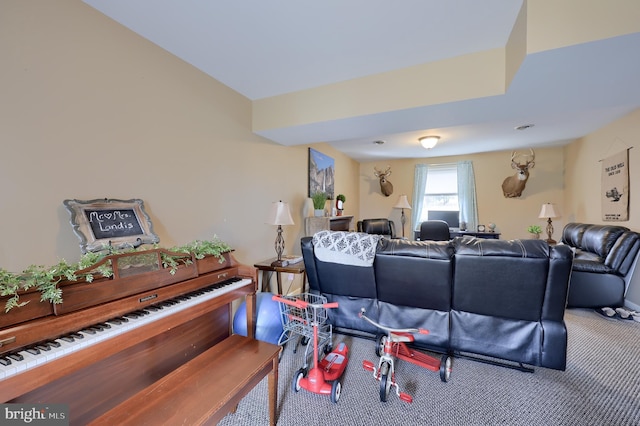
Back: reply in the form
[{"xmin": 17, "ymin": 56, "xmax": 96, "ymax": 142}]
[{"xmin": 312, "ymin": 230, "xmax": 381, "ymax": 267}]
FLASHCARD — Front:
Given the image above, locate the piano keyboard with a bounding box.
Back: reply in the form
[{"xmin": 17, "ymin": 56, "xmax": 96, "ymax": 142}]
[{"xmin": 0, "ymin": 277, "xmax": 251, "ymax": 381}]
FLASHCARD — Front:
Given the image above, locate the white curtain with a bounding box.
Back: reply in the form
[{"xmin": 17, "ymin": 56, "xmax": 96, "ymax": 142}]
[
  {"xmin": 411, "ymin": 164, "xmax": 428, "ymax": 232},
  {"xmin": 411, "ymin": 161, "xmax": 478, "ymax": 233},
  {"xmin": 457, "ymin": 160, "xmax": 478, "ymax": 232}
]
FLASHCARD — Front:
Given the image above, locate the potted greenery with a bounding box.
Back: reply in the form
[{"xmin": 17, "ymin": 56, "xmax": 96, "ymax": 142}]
[
  {"xmin": 311, "ymin": 191, "xmax": 328, "ymax": 217},
  {"xmin": 0, "ymin": 236, "xmax": 232, "ymax": 315},
  {"xmin": 527, "ymin": 225, "xmax": 542, "ymax": 239},
  {"xmin": 336, "ymin": 194, "xmax": 346, "ymax": 216}
]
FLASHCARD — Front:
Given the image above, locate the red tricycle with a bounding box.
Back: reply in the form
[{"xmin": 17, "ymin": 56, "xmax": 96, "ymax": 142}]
[
  {"xmin": 359, "ymin": 308, "xmax": 451, "ymax": 403},
  {"xmin": 273, "ymin": 293, "xmax": 348, "ymax": 403}
]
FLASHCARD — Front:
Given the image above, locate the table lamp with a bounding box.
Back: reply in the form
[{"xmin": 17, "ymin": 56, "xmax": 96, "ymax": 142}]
[
  {"xmin": 266, "ymin": 200, "xmax": 294, "ymax": 267},
  {"xmin": 393, "ymin": 194, "xmax": 412, "ymax": 238},
  {"xmin": 538, "ymin": 203, "xmax": 559, "ymax": 244}
]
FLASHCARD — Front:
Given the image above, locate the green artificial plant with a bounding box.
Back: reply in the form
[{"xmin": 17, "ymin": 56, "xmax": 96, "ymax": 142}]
[
  {"xmin": 0, "ymin": 235, "xmax": 232, "ymax": 312},
  {"xmin": 311, "ymin": 191, "xmax": 328, "ymax": 210},
  {"xmin": 527, "ymin": 225, "xmax": 542, "ymax": 235}
]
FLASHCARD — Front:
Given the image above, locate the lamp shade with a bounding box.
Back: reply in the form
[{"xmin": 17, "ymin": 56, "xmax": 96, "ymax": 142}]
[
  {"xmin": 538, "ymin": 203, "xmax": 559, "ymax": 219},
  {"xmin": 266, "ymin": 201, "xmax": 294, "ymax": 226},
  {"xmin": 393, "ymin": 195, "xmax": 412, "ymax": 210}
]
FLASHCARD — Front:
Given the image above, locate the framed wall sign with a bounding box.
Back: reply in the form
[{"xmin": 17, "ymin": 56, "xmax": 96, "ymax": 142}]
[{"xmin": 63, "ymin": 198, "xmax": 160, "ymax": 253}]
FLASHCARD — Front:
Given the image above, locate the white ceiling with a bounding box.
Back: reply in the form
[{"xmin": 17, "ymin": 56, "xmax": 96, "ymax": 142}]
[{"xmin": 83, "ymin": 0, "xmax": 640, "ymax": 162}]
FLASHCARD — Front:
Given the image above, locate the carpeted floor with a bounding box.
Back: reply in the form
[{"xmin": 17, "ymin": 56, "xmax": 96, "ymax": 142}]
[{"xmin": 218, "ymin": 309, "xmax": 640, "ymax": 426}]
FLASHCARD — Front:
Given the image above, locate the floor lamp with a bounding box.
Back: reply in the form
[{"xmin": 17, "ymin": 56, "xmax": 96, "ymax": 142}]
[
  {"xmin": 266, "ymin": 200, "xmax": 294, "ymax": 267},
  {"xmin": 393, "ymin": 195, "xmax": 412, "ymax": 238},
  {"xmin": 538, "ymin": 203, "xmax": 559, "ymax": 244}
]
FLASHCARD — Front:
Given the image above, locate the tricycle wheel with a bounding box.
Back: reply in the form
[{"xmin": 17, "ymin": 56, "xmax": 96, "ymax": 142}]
[
  {"xmin": 379, "ymin": 361, "xmax": 391, "ymax": 402},
  {"xmin": 292, "ymin": 368, "xmax": 306, "ymax": 392},
  {"xmin": 375, "ymin": 334, "xmax": 386, "ymax": 357},
  {"xmin": 440, "ymin": 355, "xmax": 452, "ymax": 382},
  {"xmin": 330, "ymin": 380, "xmax": 341, "ymax": 403}
]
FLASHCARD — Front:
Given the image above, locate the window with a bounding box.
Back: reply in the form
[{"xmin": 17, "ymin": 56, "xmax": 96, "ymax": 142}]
[
  {"xmin": 418, "ymin": 164, "xmax": 459, "ymax": 225},
  {"xmin": 412, "ymin": 162, "xmax": 478, "ymax": 234}
]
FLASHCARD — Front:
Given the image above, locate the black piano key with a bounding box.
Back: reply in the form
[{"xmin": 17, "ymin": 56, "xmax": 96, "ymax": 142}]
[
  {"xmin": 80, "ymin": 328, "xmax": 97, "ymax": 335},
  {"xmin": 145, "ymin": 305, "xmax": 161, "ymax": 312},
  {"xmin": 35, "ymin": 344, "xmax": 51, "ymax": 351},
  {"xmin": 60, "ymin": 335, "xmax": 75, "ymax": 342},
  {"xmin": 0, "ymin": 357, "xmax": 11, "ymax": 366},
  {"xmin": 26, "ymin": 347, "xmax": 40, "ymax": 355},
  {"xmin": 48, "ymin": 340, "xmax": 62, "ymax": 348},
  {"xmin": 8, "ymin": 353, "xmax": 24, "ymax": 361}
]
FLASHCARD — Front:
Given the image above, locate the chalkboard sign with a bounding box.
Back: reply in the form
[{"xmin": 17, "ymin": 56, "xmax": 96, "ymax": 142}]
[
  {"xmin": 64, "ymin": 198, "xmax": 160, "ymax": 253},
  {"xmin": 84, "ymin": 208, "xmax": 144, "ymax": 240}
]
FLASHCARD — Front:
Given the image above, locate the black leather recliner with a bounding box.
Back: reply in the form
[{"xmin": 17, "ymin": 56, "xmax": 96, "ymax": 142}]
[
  {"xmin": 561, "ymin": 223, "xmax": 640, "ymax": 308},
  {"xmin": 357, "ymin": 218, "xmax": 396, "ymax": 238},
  {"xmin": 419, "ymin": 220, "xmax": 451, "ymax": 241}
]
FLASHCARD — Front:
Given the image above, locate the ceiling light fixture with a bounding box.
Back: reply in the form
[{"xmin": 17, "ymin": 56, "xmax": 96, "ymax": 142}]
[
  {"xmin": 419, "ymin": 136, "xmax": 440, "ymax": 149},
  {"xmin": 515, "ymin": 124, "xmax": 535, "ymax": 131}
]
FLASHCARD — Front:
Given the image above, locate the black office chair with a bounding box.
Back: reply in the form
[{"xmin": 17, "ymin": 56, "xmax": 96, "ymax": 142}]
[
  {"xmin": 357, "ymin": 218, "xmax": 396, "ymax": 238},
  {"xmin": 419, "ymin": 220, "xmax": 451, "ymax": 241}
]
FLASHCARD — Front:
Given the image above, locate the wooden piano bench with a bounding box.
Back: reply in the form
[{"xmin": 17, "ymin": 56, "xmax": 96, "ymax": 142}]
[{"xmin": 89, "ymin": 334, "xmax": 281, "ymax": 426}]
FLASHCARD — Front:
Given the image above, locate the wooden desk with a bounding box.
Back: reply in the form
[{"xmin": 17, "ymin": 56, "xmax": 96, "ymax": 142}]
[
  {"xmin": 254, "ymin": 258, "xmax": 307, "ymax": 294},
  {"xmin": 90, "ymin": 334, "xmax": 280, "ymax": 426},
  {"xmin": 451, "ymin": 231, "xmax": 501, "ymax": 239}
]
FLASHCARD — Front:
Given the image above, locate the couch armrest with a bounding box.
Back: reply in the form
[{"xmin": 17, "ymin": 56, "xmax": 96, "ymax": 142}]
[
  {"xmin": 542, "ymin": 244, "xmax": 574, "ymax": 322},
  {"xmin": 605, "ymin": 231, "xmax": 640, "ymax": 276}
]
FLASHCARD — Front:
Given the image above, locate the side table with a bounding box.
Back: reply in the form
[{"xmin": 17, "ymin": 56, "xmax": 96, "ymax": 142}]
[{"xmin": 254, "ymin": 258, "xmax": 307, "ymax": 295}]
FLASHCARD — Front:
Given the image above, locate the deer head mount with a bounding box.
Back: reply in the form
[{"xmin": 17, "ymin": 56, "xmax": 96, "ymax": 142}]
[
  {"xmin": 374, "ymin": 166, "xmax": 394, "ymax": 197},
  {"xmin": 502, "ymin": 149, "xmax": 535, "ymax": 198}
]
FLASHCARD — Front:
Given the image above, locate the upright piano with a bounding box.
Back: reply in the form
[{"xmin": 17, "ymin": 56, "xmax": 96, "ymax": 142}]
[{"xmin": 0, "ymin": 249, "xmax": 257, "ymax": 424}]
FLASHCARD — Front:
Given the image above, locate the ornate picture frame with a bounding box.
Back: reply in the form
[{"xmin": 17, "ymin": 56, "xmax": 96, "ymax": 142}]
[{"xmin": 63, "ymin": 198, "xmax": 160, "ymax": 253}]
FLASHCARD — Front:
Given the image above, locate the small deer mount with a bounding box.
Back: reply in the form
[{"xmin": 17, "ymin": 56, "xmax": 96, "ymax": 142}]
[
  {"xmin": 502, "ymin": 149, "xmax": 535, "ymax": 198},
  {"xmin": 374, "ymin": 166, "xmax": 394, "ymax": 197}
]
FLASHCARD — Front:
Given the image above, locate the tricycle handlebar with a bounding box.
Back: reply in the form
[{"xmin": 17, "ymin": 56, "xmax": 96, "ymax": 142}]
[{"xmin": 359, "ymin": 308, "xmax": 425, "ymax": 334}]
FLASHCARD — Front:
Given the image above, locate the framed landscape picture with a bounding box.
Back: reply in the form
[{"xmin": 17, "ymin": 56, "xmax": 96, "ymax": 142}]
[{"xmin": 308, "ymin": 148, "xmax": 335, "ymax": 199}]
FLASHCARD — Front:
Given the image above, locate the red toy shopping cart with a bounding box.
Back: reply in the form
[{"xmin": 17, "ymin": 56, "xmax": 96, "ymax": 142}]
[{"xmin": 273, "ymin": 293, "xmax": 348, "ymax": 403}]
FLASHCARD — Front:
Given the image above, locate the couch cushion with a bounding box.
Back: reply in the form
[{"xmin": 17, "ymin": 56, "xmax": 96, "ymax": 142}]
[
  {"xmin": 375, "ymin": 239, "xmax": 454, "ymax": 311},
  {"xmin": 452, "ymin": 238, "xmax": 550, "ymax": 322},
  {"xmin": 561, "ymin": 222, "xmax": 588, "ymax": 247},
  {"xmin": 581, "ymin": 225, "xmax": 628, "ymax": 258}
]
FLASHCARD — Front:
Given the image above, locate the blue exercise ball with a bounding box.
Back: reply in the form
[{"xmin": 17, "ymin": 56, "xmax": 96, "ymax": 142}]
[{"xmin": 233, "ymin": 292, "xmax": 283, "ymax": 345}]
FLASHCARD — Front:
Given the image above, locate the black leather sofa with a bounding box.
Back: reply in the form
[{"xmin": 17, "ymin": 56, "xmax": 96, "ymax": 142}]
[
  {"xmin": 301, "ymin": 233, "xmax": 574, "ymax": 371},
  {"xmin": 560, "ymin": 223, "xmax": 640, "ymax": 308}
]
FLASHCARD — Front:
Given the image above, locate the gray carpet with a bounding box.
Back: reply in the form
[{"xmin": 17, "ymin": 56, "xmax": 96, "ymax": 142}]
[{"xmin": 218, "ymin": 309, "xmax": 640, "ymax": 426}]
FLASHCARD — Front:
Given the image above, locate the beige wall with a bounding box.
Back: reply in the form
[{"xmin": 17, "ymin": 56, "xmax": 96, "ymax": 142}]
[
  {"xmin": 0, "ymin": 0, "xmax": 359, "ymax": 298},
  {"xmin": 359, "ymin": 147, "xmax": 565, "ymax": 240},
  {"xmin": 2, "ymin": 1, "xmax": 639, "ymax": 306}
]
